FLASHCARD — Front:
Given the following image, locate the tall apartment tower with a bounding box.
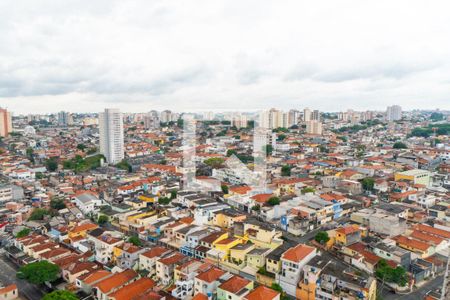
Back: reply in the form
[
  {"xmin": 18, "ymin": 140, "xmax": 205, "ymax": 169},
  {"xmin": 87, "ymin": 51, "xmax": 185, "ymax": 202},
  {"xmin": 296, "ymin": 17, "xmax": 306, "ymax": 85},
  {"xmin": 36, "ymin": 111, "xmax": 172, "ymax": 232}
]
[
  {"xmin": 306, "ymin": 120, "xmax": 323, "ymax": 135},
  {"xmin": 386, "ymin": 105, "xmax": 402, "ymax": 121},
  {"xmin": 303, "ymin": 108, "xmax": 311, "ymax": 122},
  {"xmin": 312, "ymin": 110, "xmax": 320, "ymax": 121},
  {"xmin": 288, "ymin": 109, "xmax": 300, "ymax": 127},
  {"xmin": 99, "ymin": 108, "xmax": 124, "ymax": 164},
  {"xmin": 57, "ymin": 111, "xmax": 73, "ymax": 126},
  {"xmin": 144, "ymin": 111, "xmax": 160, "ymax": 130},
  {"xmin": 0, "ymin": 108, "xmax": 12, "ymax": 137}
]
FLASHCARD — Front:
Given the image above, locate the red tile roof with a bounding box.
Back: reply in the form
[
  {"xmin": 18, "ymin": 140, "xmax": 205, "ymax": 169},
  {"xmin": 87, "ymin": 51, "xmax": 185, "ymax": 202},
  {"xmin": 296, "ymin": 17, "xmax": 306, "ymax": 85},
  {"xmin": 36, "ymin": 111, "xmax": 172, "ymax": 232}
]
[
  {"xmin": 218, "ymin": 275, "xmax": 250, "ymax": 293},
  {"xmin": 196, "ymin": 267, "xmax": 225, "ymax": 283},
  {"xmin": 282, "ymin": 244, "xmax": 315, "ymax": 263},
  {"xmin": 244, "ymin": 286, "xmax": 280, "ymax": 300},
  {"xmin": 109, "ymin": 277, "xmax": 155, "ymax": 300}
]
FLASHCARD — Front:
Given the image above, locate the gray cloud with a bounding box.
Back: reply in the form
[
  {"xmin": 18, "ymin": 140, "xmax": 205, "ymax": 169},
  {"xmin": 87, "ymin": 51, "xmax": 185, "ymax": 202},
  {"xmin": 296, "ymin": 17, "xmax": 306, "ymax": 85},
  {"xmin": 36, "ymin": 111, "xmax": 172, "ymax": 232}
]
[{"xmin": 0, "ymin": 0, "xmax": 450, "ymax": 113}]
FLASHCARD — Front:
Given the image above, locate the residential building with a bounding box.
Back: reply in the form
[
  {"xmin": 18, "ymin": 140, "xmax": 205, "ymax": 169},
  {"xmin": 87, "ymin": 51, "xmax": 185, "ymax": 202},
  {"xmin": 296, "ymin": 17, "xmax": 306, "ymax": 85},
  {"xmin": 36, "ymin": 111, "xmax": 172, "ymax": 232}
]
[{"xmin": 99, "ymin": 108, "xmax": 124, "ymax": 164}]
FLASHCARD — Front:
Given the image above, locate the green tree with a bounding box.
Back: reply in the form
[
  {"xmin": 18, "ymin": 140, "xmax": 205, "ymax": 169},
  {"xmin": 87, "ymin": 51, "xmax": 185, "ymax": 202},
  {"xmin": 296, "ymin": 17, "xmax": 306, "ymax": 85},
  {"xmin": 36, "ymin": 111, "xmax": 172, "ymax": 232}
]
[
  {"xmin": 265, "ymin": 144, "xmax": 273, "ymax": 156},
  {"xmin": 42, "ymin": 290, "xmax": 78, "ymax": 300},
  {"xmin": 50, "ymin": 197, "xmax": 66, "ymax": 210},
  {"xmin": 251, "ymin": 205, "xmax": 260, "ymax": 212},
  {"xmin": 16, "ymin": 228, "xmax": 31, "ymax": 238},
  {"xmin": 221, "ymin": 185, "xmax": 229, "ymax": 194},
  {"xmin": 35, "ymin": 172, "xmax": 45, "ymax": 180},
  {"xmin": 17, "ymin": 261, "xmax": 60, "ymax": 284},
  {"xmin": 301, "ymin": 187, "xmax": 315, "ymax": 194},
  {"xmin": 128, "ymin": 236, "xmax": 142, "ymax": 247},
  {"xmin": 267, "ymin": 197, "xmax": 280, "ymax": 206},
  {"xmin": 26, "ymin": 147, "xmax": 35, "ymax": 163},
  {"xmin": 281, "ymin": 165, "xmax": 291, "ymax": 177},
  {"xmin": 315, "ymin": 231, "xmax": 330, "ymax": 244},
  {"xmin": 158, "ymin": 197, "xmax": 171, "ymax": 205},
  {"xmin": 28, "ymin": 208, "xmax": 50, "ymax": 221},
  {"xmin": 393, "ymin": 142, "xmax": 407, "ymax": 149},
  {"xmin": 271, "ymin": 282, "xmax": 283, "ymax": 293},
  {"xmin": 45, "ymin": 158, "xmax": 58, "ymax": 172},
  {"xmin": 430, "ymin": 112, "xmax": 444, "ymax": 121},
  {"xmin": 76, "ymin": 144, "xmax": 87, "ymax": 151},
  {"xmin": 361, "ymin": 178, "xmax": 375, "ymax": 191},
  {"xmin": 375, "ymin": 259, "xmax": 408, "ymax": 287},
  {"xmin": 115, "ymin": 160, "xmax": 132, "ymax": 172},
  {"xmin": 97, "ymin": 215, "xmax": 109, "ymax": 225},
  {"xmin": 204, "ymin": 157, "xmax": 225, "ymax": 168},
  {"xmin": 170, "ymin": 190, "xmax": 177, "ymax": 200}
]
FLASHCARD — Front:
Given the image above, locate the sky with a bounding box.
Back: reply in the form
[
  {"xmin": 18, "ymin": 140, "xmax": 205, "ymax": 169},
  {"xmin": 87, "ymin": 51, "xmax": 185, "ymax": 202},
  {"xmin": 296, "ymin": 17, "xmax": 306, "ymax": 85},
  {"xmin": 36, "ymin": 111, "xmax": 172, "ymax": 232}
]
[{"xmin": 1, "ymin": 0, "xmax": 450, "ymax": 114}]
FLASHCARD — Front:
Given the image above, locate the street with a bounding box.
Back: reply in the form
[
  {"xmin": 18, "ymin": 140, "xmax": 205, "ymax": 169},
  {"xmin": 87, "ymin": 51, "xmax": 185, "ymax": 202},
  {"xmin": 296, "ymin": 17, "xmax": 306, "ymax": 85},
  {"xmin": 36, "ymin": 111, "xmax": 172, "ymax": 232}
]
[
  {"xmin": 381, "ymin": 275, "xmax": 444, "ymax": 300},
  {"xmin": 0, "ymin": 254, "xmax": 44, "ymax": 300}
]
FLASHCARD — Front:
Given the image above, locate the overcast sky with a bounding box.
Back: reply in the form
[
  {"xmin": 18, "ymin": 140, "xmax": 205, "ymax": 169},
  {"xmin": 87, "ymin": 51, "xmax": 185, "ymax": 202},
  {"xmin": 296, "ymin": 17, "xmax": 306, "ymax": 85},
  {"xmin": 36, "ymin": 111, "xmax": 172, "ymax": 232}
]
[{"xmin": 1, "ymin": 0, "xmax": 450, "ymax": 114}]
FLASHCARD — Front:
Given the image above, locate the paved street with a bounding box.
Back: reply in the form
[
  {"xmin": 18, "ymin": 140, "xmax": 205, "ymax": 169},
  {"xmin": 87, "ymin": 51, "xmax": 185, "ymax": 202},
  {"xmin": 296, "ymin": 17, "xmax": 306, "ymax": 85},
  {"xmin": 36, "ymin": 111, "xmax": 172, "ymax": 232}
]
[
  {"xmin": 0, "ymin": 254, "xmax": 44, "ymax": 300},
  {"xmin": 381, "ymin": 275, "xmax": 444, "ymax": 300}
]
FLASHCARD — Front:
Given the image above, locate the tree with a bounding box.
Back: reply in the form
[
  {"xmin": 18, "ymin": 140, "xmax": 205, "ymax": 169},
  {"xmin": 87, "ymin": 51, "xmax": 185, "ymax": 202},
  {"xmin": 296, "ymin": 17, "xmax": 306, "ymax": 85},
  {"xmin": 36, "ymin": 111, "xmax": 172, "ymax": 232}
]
[
  {"xmin": 204, "ymin": 157, "xmax": 225, "ymax": 168},
  {"xmin": 17, "ymin": 261, "xmax": 60, "ymax": 284},
  {"xmin": 251, "ymin": 205, "xmax": 260, "ymax": 212},
  {"xmin": 221, "ymin": 185, "xmax": 229, "ymax": 194},
  {"xmin": 128, "ymin": 236, "xmax": 142, "ymax": 247},
  {"xmin": 115, "ymin": 160, "xmax": 132, "ymax": 172},
  {"xmin": 45, "ymin": 158, "xmax": 58, "ymax": 172},
  {"xmin": 16, "ymin": 228, "xmax": 31, "ymax": 238},
  {"xmin": 277, "ymin": 134, "xmax": 287, "ymax": 141},
  {"xmin": 430, "ymin": 112, "xmax": 444, "ymax": 121},
  {"xmin": 265, "ymin": 144, "xmax": 273, "ymax": 156},
  {"xmin": 97, "ymin": 215, "xmax": 109, "ymax": 225},
  {"xmin": 76, "ymin": 144, "xmax": 87, "ymax": 151},
  {"xmin": 35, "ymin": 172, "xmax": 45, "ymax": 180},
  {"xmin": 26, "ymin": 147, "xmax": 35, "ymax": 163},
  {"xmin": 170, "ymin": 190, "xmax": 177, "ymax": 200},
  {"xmin": 28, "ymin": 208, "xmax": 50, "ymax": 221},
  {"xmin": 158, "ymin": 197, "xmax": 171, "ymax": 205},
  {"xmin": 267, "ymin": 197, "xmax": 280, "ymax": 206},
  {"xmin": 271, "ymin": 283, "xmax": 283, "ymax": 293},
  {"xmin": 281, "ymin": 165, "xmax": 291, "ymax": 177},
  {"xmin": 361, "ymin": 177, "xmax": 375, "ymax": 191},
  {"xmin": 42, "ymin": 290, "xmax": 78, "ymax": 300},
  {"xmin": 50, "ymin": 197, "xmax": 66, "ymax": 210},
  {"xmin": 315, "ymin": 231, "xmax": 330, "ymax": 244},
  {"xmin": 301, "ymin": 187, "xmax": 315, "ymax": 194},
  {"xmin": 393, "ymin": 142, "xmax": 407, "ymax": 149},
  {"xmin": 375, "ymin": 259, "xmax": 408, "ymax": 287}
]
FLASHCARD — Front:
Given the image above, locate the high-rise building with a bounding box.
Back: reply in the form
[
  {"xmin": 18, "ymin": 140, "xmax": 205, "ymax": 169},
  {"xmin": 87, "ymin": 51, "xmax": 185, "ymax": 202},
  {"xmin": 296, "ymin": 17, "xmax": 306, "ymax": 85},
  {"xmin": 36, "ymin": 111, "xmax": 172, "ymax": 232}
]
[
  {"xmin": 303, "ymin": 108, "xmax": 311, "ymax": 122},
  {"xmin": 288, "ymin": 109, "xmax": 300, "ymax": 127},
  {"xmin": 57, "ymin": 111, "xmax": 73, "ymax": 126},
  {"xmin": 160, "ymin": 110, "xmax": 174, "ymax": 123},
  {"xmin": 99, "ymin": 108, "xmax": 124, "ymax": 164},
  {"xmin": 312, "ymin": 110, "xmax": 320, "ymax": 121},
  {"xmin": 144, "ymin": 111, "xmax": 160, "ymax": 130},
  {"xmin": 386, "ymin": 105, "xmax": 402, "ymax": 121},
  {"xmin": 306, "ymin": 120, "xmax": 323, "ymax": 135},
  {"xmin": 0, "ymin": 108, "xmax": 12, "ymax": 137},
  {"xmin": 231, "ymin": 113, "xmax": 248, "ymax": 129}
]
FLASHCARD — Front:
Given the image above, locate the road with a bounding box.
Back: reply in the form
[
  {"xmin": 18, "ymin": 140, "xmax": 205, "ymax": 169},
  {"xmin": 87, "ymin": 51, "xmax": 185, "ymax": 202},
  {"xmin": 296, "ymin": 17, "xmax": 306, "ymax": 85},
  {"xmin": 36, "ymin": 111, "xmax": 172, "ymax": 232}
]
[
  {"xmin": 381, "ymin": 275, "xmax": 444, "ymax": 300},
  {"xmin": 0, "ymin": 254, "xmax": 44, "ymax": 300}
]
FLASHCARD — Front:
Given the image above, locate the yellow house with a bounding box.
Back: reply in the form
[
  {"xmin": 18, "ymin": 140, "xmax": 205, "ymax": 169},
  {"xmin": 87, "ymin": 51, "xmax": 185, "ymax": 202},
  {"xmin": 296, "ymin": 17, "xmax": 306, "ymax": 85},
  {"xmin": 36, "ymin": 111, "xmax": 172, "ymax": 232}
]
[
  {"xmin": 394, "ymin": 169, "xmax": 431, "ymax": 187},
  {"xmin": 234, "ymin": 222, "xmax": 283, "ymax": 250},
  {"xmin": 138, "ymin": 194, "xmax": 158, "ymax": 204},
  {"xmin": 68, "ymin": 222, "xmax": 98, "ymax": 241},
  {"xmin": 246, "ymin": 248, "xmax": 270, "ymax": 269},
  {"xmin": 335, "ymin": 225, "xmax": 362, "ymax": 246},
  {"xmin": 210, "ymin": 237, "xmax": 245, "ymax": 263},
  {"xmin": 212, "ymin": 210, "xmax": 247, "ymax": 229}
]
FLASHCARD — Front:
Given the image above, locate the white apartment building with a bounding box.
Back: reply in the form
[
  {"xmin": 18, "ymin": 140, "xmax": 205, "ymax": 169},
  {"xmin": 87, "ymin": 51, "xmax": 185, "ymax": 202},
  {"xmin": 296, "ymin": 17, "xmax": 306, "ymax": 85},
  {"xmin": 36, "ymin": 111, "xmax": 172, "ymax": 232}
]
[
  {"xmin": 99, "ymin": 108, "xmax": 124, "ymax": 164},
  {"xmin": 386, "ymin": 105, "xmax": 402, "ymax": 121}
]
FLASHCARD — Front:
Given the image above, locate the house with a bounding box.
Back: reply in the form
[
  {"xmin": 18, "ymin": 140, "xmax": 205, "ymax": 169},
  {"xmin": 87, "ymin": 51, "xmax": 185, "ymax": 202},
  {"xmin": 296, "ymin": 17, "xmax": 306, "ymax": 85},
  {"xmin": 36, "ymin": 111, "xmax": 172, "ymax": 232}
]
[
  {"xmin": 393, "ymin": 235, "xmax": 435, "ymax": 258},
  {"xmin": 62, "ymin": 261, "xmax": 99, "ymax": 284},
  {"xmin": 171, "ymin": 259, "xmax": 208, "ymax": 299},
  {"xmin": 217, "ymin": 275, "xmax": 254, "ymax": 300},
  {"xmin": 0, "ymin": 284, "xmax": 18, "ymax": 300},
  {"xmin": 139, "ymin": 246, "xmax": 172, "ymax": 277},
  {"xmin": 114, "ymin": 243, "xmax": 146, "ymax": 269},
  {"xmin": 244, "ymin": 286, "xmax": 280, "ymax": 300},
  {"xmin": 76, "ymin": 270, "xmax": 113, "ymax": 294},
  {"xmin": 277, "ymin": 244, "xmax": 316, "ymax": 297},
  {"xmin": 93, "ymin": 269, "xmax": 138, "ymax": 300},
  {"xmin": 73, "ymin": 192, "xmax": 102, "ymax": 215},
  {"xmin": 88, "ymin": 232, "xmax": 124, "ymax": 264},
  {"xmin": 108, "ymin": 277, "xmax": 155, "ymax": 300},
  {"xmin": 194, "ymin": 267, "xmax": 228, "ymax": 297},
  {"xmin": 68, "ymin": 222, "xmax": 99, "ymax": 242},
  {"xmin": 155, "ymin": 252, "xmax": 187, "ymax": 286},
  {"xmin": 335, "ymin": 225, "xmax": 361, "ymax": 246}
]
